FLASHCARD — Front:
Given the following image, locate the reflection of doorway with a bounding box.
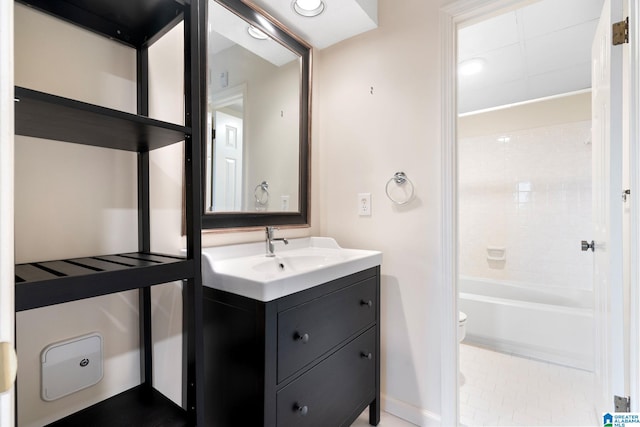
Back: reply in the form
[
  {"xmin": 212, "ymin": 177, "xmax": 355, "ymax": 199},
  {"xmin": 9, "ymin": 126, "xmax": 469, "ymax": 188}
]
[
  {"xmin": 213, "ymin": 110, "xmax": 243, "ymax": 211},
  {"xmin": 208, "ymin": 83, "xmax": 246, "ymax": 212}
]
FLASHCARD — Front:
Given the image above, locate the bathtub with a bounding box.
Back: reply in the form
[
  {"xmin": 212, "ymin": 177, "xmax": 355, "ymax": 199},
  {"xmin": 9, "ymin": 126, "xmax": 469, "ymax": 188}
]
[{"xmin": 458, "ymin": 276, "xmax": 594, "ymax": 371}]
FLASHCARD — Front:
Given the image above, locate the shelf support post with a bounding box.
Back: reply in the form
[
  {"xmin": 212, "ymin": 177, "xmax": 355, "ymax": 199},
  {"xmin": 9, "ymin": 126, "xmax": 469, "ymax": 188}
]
[
  {"xmin": 183, "ymin": 0, "xmax": 205, "ymax": 424},
  {"xmin": 136, "ymin": 46, "xmax": 153, "ymax": 388}
]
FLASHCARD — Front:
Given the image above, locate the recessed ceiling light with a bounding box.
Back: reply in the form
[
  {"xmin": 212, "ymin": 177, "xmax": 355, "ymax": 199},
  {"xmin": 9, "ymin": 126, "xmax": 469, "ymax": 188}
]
[
  {"xmin": 292, "ymin": 0, "xmax": 325, "ymax": 17},
  {"xmin": 247, "ymin": 25, "xmax": 269, "ymax": 40},
  {"xmin": 458, "ymin": 58, "xmax": 486, "ymax": 76}
]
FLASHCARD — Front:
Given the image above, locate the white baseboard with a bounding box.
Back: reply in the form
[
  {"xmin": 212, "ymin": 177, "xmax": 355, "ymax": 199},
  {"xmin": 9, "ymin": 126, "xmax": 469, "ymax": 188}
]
[{"xmin": 382, "ymin": 394, "xmax": 441, "ymax": 427}]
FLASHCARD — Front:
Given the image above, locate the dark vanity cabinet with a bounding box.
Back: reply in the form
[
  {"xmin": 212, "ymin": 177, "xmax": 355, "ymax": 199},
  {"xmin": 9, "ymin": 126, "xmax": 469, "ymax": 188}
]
[{"xmin": 204, "ymin": 267, "xmax": 381, "ymax": 426}]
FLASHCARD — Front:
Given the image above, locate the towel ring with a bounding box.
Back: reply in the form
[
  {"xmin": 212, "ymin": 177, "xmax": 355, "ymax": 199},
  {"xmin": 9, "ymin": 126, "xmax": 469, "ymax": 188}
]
[
  {"xmin": 254, "ymin": 181, "xmax": 269, "ymax": 205},
  {"xmin": 385, "ymin": 172, "xmax": 414, "ymax": 205}
]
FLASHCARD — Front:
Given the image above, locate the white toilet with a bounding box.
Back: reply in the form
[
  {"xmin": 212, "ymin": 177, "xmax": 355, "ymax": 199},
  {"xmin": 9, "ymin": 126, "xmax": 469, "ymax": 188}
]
[{"xmin": 458, "ymin": 311, "xmax": 467, "ymax": 342}]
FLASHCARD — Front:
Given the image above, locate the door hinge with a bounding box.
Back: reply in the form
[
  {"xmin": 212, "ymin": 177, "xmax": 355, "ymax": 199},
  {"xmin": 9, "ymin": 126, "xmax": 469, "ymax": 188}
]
[
  {"xmin": 613, "ymin": 17, "xmax": 629, "ymax": 45},
  {"xmin": 615, "ymin": 395, "xmax": 631, "ymax": 412},
  {"xmin": 623, "ymin": 189, "xmax": 631, "ymax": 202}
]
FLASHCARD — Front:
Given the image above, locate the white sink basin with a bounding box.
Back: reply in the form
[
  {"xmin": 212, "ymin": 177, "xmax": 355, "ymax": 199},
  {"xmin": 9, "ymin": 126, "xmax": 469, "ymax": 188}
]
[
  {"xmin": 202, "ymin": 237, "xmax": 382, "ymax": 301},
  {"xmin": 251, "ymin": 254, "xmax": 343, "ymax": 273}
]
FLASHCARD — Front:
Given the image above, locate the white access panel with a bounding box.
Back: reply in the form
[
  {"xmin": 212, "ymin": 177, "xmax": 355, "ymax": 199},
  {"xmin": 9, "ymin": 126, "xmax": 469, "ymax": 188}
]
[{"xmin": 41, "ymin": 333, "xmax": 103, "ymax": 401}]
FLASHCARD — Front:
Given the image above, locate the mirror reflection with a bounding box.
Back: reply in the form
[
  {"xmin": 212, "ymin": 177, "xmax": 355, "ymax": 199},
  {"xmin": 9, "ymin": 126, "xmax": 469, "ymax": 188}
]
[{"xmin": 206, "ymin": 0, "xmax": 302, "ymax": 214}]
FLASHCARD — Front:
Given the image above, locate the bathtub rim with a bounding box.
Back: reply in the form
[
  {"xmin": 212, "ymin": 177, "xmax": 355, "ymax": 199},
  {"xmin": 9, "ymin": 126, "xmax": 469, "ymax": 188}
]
[{"xmin": 458, "ymin": 274, "xmax": 594, "ymax": 309}]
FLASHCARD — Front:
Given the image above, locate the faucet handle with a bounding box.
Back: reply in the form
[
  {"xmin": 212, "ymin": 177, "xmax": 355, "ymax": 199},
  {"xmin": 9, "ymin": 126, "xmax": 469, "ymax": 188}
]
[{"xmin": 266, "ymin": 226, "xmax": 278, "ymax": 239}]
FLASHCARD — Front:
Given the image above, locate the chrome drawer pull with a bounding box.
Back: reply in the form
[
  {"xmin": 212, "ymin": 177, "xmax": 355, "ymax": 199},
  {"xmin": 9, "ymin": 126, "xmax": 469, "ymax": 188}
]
[
  {"xmin": 294, "ymin": 403, "xmax": 309, "ymax": 416},
  {"xmin": 360, "ymin": 299, "xmax": 373, "ymax": 307},
  {"xmin": 360, "ymin": 351, "xmax": 373, "ymax": 360},
  {"xmin": 294, "ymin": 332, "xmax": 310, "ymax": 343}
]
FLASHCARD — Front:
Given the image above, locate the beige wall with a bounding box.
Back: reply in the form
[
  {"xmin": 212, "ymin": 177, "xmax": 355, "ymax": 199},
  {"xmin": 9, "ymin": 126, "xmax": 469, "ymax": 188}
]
[{"xmin": 316, "ymin": 0, "xmax": 447, "ymax": 422}]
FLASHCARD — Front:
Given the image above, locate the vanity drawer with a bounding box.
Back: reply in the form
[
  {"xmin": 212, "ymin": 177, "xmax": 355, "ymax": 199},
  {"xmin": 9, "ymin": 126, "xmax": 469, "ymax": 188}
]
[
  {"xmin": 276, "ymin": 327, "xmax": 376, "ymax": 427},
  {"xmin": 277, "ymin": 276, "xmax": 376, "ymax": 382}
]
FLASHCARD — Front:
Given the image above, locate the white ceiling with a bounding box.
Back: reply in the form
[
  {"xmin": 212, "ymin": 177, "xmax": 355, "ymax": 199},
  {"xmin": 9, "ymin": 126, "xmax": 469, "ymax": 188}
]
[
  {"xmin": 458, "ymin": 0, "xmax": 604, "ymax": 114},
  {"xmin": 209, "ymin": 0, "xmax": 378, "ymax": 66},
  {"xmin": 209, "ymin": 0, "xmax": 298, "ymax": 66},
  {"xmin": 211, "ymin": 0, "xmax": 603, "ymax": 113},
  {"xmin": 246, "ymin": 0, "xmax": 378, "ymax": 49}
]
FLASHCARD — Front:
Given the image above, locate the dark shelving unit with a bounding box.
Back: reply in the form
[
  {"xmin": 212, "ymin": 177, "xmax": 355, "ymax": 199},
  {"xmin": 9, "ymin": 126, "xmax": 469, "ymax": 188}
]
[
  {"xmin": 15, "ymin": 253, "xmax": 193, "ymax": 311},
  {"xmin": 46, "ymin": 385, "xmax": 189, "ymax": 427},
  {"xmin": 14, "ymin": 87, "xmax": 191, "ymax": 152},
  {"xmin": 14, "ymin": 0, "xmax": 205, "ymax": 425}
]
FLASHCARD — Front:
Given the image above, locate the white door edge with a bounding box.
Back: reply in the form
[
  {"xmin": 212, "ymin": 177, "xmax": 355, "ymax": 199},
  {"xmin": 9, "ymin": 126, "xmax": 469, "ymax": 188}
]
[
  {"xmin": 628, "ymin": 0, "xmax": 640, "ymax": 412},
  {"xmin": 0, "ymin": 0, "xmax": 16, "ymax": 425},
  {"xmin": 438, "ymin": 6, "xmax": 458, "ymax": 424}
]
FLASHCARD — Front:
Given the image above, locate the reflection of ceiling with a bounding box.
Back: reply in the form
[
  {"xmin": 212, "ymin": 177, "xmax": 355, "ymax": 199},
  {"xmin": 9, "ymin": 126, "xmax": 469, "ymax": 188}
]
[
  {"xmin": 247, "ymin": 0, "xmax": 378, "ymax": 49},
  {"xmin": 209, "ymin": 0, "xmax": 298, "ymax": 67},
  {"xmin": 458, "ymin": 0, "xmax": 604, "ymax": 114}
]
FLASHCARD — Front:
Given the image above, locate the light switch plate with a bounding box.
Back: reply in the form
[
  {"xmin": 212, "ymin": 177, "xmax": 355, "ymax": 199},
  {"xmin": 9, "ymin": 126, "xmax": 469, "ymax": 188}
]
[{"xmin": 41, "ymin": 332, "xmax": 103, "ymax": 401}]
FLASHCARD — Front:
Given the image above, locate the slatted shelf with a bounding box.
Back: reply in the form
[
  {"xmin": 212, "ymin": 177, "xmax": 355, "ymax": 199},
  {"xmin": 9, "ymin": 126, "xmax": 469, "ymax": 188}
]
[
  {"xmin": 45, "ymin": 384, "xmax": 188, "ymax": 427},
  {"xmin": 16, "ymin": 0, "xmax": 185, "ymax": 49},
  {"xmin": 14, "ymin": 87, "xmax": 191, "ymax": 152},
  {"xmin": 15, "ymin": 252, "xmax": 194, "ymax": 311}
]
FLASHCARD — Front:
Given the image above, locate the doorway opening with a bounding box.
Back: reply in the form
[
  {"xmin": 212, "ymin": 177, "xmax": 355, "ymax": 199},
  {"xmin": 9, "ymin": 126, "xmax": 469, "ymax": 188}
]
[{"xmin": 454, "ymin": 0, "xmax": 603, "ymax": 425}]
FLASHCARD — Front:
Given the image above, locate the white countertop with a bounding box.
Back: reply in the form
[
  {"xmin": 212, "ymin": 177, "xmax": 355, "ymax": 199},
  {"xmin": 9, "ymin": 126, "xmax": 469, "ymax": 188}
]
[{"xmin": 201, "ymin": 237, "xmax": 382, "ymax": 301}]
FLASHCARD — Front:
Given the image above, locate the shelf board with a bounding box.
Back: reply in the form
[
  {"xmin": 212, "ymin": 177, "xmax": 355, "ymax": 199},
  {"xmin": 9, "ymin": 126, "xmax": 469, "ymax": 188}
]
[
  {"xmin": 16, "ymin": 0, "xmax": 185, "ymax": 49},
  {"xmin": 46, "ymin": 384, "xmax": 188, "ymax": 427},
  {"xmin": 15, "ymin": 87, "xmax": 190, "ymax": 152},
  {"xmin": 15, "ymin": 252, "xmax": 194, "ymax": 311}
]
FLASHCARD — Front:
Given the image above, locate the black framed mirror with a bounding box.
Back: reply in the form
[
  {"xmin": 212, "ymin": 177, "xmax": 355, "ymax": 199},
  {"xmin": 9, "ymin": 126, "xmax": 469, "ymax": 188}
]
[{"xmin": 202, "ymin": 0, "xmax": 311, "ymax": 229}]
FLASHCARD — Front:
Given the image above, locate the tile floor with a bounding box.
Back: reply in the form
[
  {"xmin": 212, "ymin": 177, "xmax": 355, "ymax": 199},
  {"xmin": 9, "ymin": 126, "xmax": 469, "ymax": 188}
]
[
  {"xmin": 351, "ymin": 343, "xmax": 598, "ymax": 427},
  {"xmin": 460, "ymin": 343, "xmax": 598, "ymax": 426}
]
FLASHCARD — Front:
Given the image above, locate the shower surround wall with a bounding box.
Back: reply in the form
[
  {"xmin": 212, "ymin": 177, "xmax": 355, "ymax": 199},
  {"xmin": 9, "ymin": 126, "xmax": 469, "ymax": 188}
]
[{"xmin": 459, "ymin": 119, "xmax": 593, "ymax": 291}]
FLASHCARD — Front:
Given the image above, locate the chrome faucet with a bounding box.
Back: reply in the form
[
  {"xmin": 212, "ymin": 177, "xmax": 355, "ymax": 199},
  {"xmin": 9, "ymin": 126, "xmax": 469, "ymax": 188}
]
[{"xmin": 265, "ymin": 226, "xmax": 288, "ymax": 257}]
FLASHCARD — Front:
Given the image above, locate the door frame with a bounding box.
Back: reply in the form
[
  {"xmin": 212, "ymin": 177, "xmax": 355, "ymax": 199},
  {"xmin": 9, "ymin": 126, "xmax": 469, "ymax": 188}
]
[
  {"xmin": 628, "ymin": 0, "xmax": 640, "ymax": 411},
  {"xmin": 0, "ymin": 0, "xmax": 15, "ymax": 425},
  {"xmin": 439, "ymin": 0, "xmax": 640, "ymax": 423}
]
